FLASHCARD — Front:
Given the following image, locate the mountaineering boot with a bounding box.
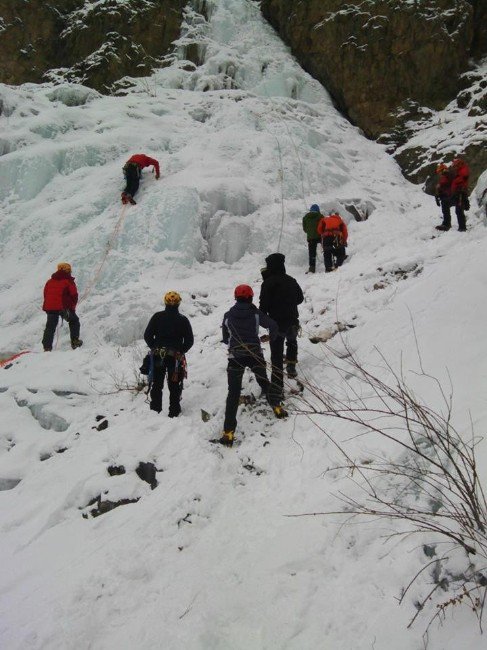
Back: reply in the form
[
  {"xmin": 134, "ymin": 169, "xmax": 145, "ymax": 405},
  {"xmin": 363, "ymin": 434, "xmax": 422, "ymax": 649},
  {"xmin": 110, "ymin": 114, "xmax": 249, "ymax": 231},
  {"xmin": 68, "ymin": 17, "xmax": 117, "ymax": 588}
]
[
  {"xmin": 306, "ymin": 266, "xmax": 315, "ymax": 274},
  {"xmin": 218, "ymin": 430, "xmax": 234, "ymax": 447},
  {"xmin": 43, "ymin": 346, "xmax": 52, "ymax": 352},
  {"xmin": 458, "ymin": 227, "xmax": 466, "ymax": 232},
  {"xmin": 71, "ymin": 338, "xmax": 83, "ymax": 350},
  {"xmin": 272, "ymin": 405, "xmax": 288, "ymax": 419},
  {"xmin": 126, "ymin": 194, "xmax": 137, "ymax": 205},
  {"xmin": 436, "ymin": 224, "xmax": 450, "ymax": 231},
  {"xmin": 168, "ymin": 405, "xmax": 181, "ymax": 418},
  {"xmin": 286, "ymin": 362, "xmax": 297, "ymax": 379},
  {"xmin": 121, "ymin": 192, "xmax": 128, "ymax": 204}
]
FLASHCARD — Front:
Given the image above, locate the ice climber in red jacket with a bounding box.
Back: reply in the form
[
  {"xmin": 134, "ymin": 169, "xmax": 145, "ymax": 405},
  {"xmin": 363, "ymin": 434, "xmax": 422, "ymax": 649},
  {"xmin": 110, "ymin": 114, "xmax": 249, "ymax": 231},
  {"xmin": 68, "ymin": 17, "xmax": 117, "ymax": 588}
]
[
  {"xmin": 436, "ymin": 157, "xmax": 470, "ymax": 232},
  {"xmin": 121, "ymin": 153, "xmax": 160, "ymax": 205},
  {"xmin": 42, "ymin": 263, "xmax": 82, "ymax": 352}
]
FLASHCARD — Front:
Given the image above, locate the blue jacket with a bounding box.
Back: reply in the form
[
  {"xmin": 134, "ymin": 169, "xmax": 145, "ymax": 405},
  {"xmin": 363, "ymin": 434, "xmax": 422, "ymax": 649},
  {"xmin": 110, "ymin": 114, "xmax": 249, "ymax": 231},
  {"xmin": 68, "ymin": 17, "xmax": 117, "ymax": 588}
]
[{"xmin": 222, "ymin": 302, "xmax": 278, "ymax": 357}]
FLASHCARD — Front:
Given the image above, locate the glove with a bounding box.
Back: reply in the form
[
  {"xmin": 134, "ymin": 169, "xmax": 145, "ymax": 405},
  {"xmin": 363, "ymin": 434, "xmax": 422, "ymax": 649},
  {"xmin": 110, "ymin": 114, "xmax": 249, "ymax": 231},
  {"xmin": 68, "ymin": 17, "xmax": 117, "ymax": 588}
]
[
  {"xmin": 260, "ymin": 334, "xmax": 270, "ymax": 343},
  {"xmin": 435, "ymin": 196, "xmax": 441, "ymax": 206},
  {"xmin": 155, "ymin": 174, "xmax": 160, "ymax": 180},
  {"xmin": 61, "ymin": 309, "xmax": 71, "ymax": 321}
]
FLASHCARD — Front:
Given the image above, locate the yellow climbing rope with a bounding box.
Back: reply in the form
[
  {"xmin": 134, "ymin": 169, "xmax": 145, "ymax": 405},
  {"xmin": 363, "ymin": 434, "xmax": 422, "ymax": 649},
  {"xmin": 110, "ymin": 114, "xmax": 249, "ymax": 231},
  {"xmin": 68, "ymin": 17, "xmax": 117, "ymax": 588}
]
[{"xmin": 79, "ymin": 203, "xmax": 128, "ymax": 303}]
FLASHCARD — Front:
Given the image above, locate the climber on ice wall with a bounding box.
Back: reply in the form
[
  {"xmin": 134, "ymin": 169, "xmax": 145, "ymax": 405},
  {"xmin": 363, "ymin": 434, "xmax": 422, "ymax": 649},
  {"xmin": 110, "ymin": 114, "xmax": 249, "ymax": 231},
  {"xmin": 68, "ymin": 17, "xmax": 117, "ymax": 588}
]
[
  {"xmin": 122, "ymin": 153, "xmax": 160, "ymax": 204},
  {"xmin": 302, "ymin": 204, "xmax": 323, "ymax": 273}
]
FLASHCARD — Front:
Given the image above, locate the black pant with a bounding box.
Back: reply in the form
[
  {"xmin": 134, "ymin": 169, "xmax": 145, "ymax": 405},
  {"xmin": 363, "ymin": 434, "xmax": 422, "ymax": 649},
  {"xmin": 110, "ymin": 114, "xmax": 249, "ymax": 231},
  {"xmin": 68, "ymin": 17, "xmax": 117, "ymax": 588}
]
[
  {"xmin": 223, "ymin": 353, "xmax": 270, "ymax": 431},
  {"xmin": 123, "ymin": 163, "xmax": 140, "ymax": 197},
  {"xmin": 150, "ymin": 356, "xmax": 183, "ymax": 416},
  {"xmin": 322, "ymin": 236, "xmax": 346, "ymax": 272},
  {"xmin": 42, "ymin": 310, "xmax": 80, "ymax": 349},
  {"xmin": 452, "ymin": 195, "xmax": 466, "ymax": 230},
  {"xmin": 307, "ymin": 239, "xmax": 320, "ymax": 269},
  {"xmin": 441, "ymin": 195, "xmax": 466, "ymax": 230},
  {"xmin": 439, "ymin": 196, "xmax": 451, "ymax": 227},
  {"xmin": 269, "ymin": 325, "xmax": 298, "ymax": 403}
]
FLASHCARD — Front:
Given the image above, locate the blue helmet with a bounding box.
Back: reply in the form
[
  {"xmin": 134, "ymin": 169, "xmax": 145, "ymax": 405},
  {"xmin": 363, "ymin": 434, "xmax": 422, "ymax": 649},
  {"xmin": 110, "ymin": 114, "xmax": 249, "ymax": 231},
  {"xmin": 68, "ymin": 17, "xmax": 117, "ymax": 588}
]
[{"xmin": 310, "ymin": 204, "xmax": 320, "ymax": 212}]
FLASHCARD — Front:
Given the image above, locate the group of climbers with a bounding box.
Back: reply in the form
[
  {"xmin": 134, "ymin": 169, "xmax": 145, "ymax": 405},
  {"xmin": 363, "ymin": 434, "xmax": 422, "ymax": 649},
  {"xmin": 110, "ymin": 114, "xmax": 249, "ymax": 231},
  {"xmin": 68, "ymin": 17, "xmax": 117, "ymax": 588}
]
[
  {"xmin": 302, "ymin": 204, "xmax": 348, "ymax": 273},
  {"xmin": 38, "ymin": 151, "xmax": 472, "ymax": 447},
  {"xmin": 434, "ymin": 157, "xmax": 470, "ymax": 232},
  {"xmin": 219, "ymin": 253, "xmax": 303, "ymax": 446}
]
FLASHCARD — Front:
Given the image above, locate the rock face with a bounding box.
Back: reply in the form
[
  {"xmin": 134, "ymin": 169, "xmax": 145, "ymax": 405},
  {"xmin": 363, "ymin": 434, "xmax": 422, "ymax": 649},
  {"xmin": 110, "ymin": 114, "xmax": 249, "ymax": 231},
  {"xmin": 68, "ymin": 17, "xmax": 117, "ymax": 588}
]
[
  {"xmin": 0, "ymin": 0, "xmax": 186, "ymax": 92},
  {"xmin": 261, "ymin": 0, "xmax": 476, "ymax": 138},
  {"xmin": 261, "ymin": 0, "xmax": 486, "ymax": 188}
]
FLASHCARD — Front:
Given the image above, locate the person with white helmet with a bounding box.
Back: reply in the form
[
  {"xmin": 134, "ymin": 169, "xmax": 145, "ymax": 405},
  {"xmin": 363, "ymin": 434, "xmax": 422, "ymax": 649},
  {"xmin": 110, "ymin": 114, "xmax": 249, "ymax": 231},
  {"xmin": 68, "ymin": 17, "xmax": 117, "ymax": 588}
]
[{"xmin": 143, "ymin": 291, "xmax": 194, "ymax": 418}]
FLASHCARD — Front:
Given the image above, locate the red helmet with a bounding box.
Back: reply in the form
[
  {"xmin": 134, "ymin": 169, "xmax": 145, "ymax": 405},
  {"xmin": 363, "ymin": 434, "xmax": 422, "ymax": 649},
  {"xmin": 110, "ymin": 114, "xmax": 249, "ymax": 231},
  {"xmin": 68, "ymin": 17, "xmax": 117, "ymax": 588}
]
[{"xmin": 234, "ymin": 284, "xmax": 254, "ymax": 300}]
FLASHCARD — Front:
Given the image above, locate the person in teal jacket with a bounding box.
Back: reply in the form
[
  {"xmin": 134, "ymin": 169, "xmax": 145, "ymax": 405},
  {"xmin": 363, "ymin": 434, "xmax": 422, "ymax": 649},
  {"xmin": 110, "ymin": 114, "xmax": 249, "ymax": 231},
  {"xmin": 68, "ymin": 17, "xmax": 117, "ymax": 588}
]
[{"xmin": 302, "ymin": 204, "xmax": 322, "ymax": 273}]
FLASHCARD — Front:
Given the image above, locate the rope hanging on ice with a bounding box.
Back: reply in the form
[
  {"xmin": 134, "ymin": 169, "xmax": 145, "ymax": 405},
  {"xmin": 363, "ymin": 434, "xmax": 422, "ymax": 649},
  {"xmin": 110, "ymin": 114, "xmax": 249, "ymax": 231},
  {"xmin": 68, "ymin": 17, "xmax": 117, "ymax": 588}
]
[{"xmin": 79, "ymin": 203, "xmax": 129, "ymax": 303}]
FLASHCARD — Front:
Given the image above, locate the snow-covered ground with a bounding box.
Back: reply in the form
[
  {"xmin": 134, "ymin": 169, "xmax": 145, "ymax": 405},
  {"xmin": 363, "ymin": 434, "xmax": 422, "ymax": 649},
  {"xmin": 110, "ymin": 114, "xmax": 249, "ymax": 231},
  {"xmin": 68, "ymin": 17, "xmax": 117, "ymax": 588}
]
[{"xmin": 1, "ymin": 1, "xmax": 486, "ymax": 648}]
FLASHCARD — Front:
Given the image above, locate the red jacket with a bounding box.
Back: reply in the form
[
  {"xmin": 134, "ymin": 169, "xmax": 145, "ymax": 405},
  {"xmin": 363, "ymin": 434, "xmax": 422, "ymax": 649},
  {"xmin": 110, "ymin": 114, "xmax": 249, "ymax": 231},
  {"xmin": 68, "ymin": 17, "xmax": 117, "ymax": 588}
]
[
  {"xmin": 317, "ymin": 214, "xmax": 348, "ymax": 244},
  {"xmin": 127, "ymin": 154, "xmax": 160, "ymax": 177},
  {"xmin": 43, "ymin": 271, "xmax": 78, "ymax": 311},
  {"xmin": 436, "ymin": 172, "xmax": 452, "ymax": 198},
  {"xmin": 450, "ymin": 162, "xmax": 469, "ymax": 194}
]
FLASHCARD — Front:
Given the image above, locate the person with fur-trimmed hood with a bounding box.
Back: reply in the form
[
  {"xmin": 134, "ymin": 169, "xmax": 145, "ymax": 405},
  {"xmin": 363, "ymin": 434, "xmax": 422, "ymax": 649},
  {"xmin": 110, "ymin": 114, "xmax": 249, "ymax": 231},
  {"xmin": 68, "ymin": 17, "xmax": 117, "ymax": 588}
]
[
  {"xmin": 302, "ymin": 203, "xmax": 323, "ymax": 273},
  {"xmin": 42, "ymin": 262, "xmax": 82, "ymax": 352},
  {"xmin": 219, "ymin": 284, "xmax": 284, "ymax": 448},
  {"xmin": 260, "ymin": 253, "xmax": 304, "ymax": 400}
]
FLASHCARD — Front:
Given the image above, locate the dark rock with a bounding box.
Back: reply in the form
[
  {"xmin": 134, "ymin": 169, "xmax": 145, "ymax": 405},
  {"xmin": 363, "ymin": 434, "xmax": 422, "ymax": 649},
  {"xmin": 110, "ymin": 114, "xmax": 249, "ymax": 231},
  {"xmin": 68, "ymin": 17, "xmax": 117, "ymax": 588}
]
[
  {"xmin": 0, "ymin": 0, "xmax": 186, "ymax": 91},
  {"xmin": 261, "ymin": 0, "xmax": 477, "ymax": 139},
  {"xmin": 0, "ymin": 478, "xmax": 21, "ymax": 491},
  {"xmin": 135, "ymin": 461, "xmax": 159, "ymax": 489},
  {"xmin": 95, "ymin": 419, "xmax": 108, "ymax": 431},
  {"xmin": 261, "ymin": 1, "xmax": 486, "ymax": 188},
  {"xmin": 107, "ymin": 464, "xmax": 126, "ymax": 476},
  {"xmin": 95, "ymin": 415, "xmax": 107, "ymax": 421},
  {"xmin": 83, "ymin": 494, "xmax": 139, "ymax": 518}
]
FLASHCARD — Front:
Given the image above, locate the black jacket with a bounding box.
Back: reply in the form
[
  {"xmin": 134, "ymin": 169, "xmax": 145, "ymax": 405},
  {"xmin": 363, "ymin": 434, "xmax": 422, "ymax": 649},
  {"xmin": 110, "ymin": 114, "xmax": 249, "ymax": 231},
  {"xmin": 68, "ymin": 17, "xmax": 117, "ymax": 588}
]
[
  {"xmin": 222, "ymin": 302, "xmax": 278, "ymax": 357},
  {"xmin": 144, "ymin": 306, "xmax": 194, "ymax": 353},
  {"xmin": 259, "ymin": 253, "xmax": 304, "ymax": 329}
]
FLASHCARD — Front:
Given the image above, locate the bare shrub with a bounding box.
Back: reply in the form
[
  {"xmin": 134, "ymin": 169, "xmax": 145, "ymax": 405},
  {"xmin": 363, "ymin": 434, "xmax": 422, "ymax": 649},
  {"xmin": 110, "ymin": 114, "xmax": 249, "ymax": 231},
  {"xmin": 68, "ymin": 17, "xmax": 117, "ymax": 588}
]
[{"xmin": 286, "ymin": 343, "xmax": 487, "ymax": 630}]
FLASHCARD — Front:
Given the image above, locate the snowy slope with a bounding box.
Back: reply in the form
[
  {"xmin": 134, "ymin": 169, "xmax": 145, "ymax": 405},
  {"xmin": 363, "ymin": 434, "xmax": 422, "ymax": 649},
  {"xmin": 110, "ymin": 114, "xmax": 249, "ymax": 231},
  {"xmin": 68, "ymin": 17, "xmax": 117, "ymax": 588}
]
[{"xmin": 1, "ymin": 1, "xmax": 486, "ymax": 648}]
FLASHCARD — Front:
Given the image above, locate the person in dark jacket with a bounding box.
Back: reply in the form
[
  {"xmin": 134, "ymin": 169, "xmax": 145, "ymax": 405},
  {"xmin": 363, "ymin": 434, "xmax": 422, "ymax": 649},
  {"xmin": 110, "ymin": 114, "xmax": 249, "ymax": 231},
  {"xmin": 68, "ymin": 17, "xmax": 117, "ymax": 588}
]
[
  {"xmin": 42, "ymin": 262, "xmax": 82, "ymax": 352},
  {"xmin": 434, "ymin": 163, "xmax": 453, "ymax": 230},
  {"xmin": 144, "ymin": 291, "xmax": 194, "ymax": 418},
  {"xmin": 449, "ymin": 157, "xmax": 470, "ymax": 232},
  {"xmin": 302, "ymin": 204, "xmax": 322, "ymax": 273},
  {"xmin": 220, "ymin": 284, "xmax": 284, "ymax": 447},
  {"xmin": 122, "ymin": 153, "xmax": 160, "ymax": 205},
  {"xmin": 259, "ymin": 253, "xmax": 304, "ymax": 400}
]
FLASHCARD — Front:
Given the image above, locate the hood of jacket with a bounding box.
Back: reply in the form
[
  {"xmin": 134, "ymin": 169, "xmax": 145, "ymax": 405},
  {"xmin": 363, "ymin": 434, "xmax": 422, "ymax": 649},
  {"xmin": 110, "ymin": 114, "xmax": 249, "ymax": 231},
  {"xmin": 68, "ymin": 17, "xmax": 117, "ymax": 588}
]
[
  {"xmin": 264, "ymin": 252, "xmax": 286, "ymax": 275},
  {"xmin": 51, "ymin": 270, "xmax": 73, "ymax": 281}
]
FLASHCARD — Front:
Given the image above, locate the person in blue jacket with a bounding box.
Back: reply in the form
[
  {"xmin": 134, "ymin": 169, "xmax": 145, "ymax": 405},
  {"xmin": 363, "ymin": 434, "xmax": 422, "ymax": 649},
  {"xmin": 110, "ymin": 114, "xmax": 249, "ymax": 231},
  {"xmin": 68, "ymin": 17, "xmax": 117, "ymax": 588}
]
[{"xmin": 219, "ymin": 284, "xmax": 287, "ymax": 447}]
